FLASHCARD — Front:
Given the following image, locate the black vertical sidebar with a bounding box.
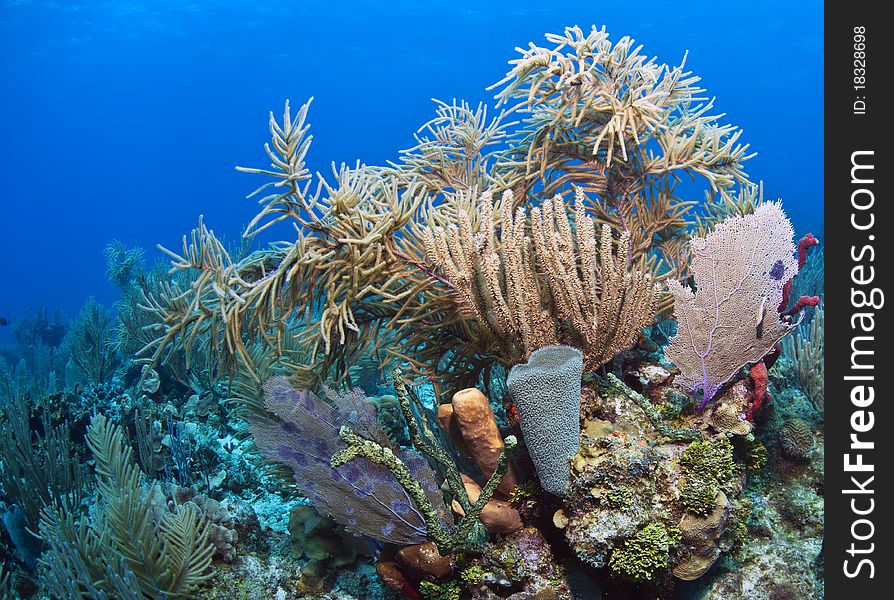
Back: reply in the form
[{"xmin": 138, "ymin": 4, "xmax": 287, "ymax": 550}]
[{"xmin": 825, "ymin": 2, "xmax": 892, "ymax": 597}]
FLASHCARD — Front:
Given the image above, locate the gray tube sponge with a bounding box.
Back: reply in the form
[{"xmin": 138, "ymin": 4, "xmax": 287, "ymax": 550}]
[{"xmin": 507, "ymin": 345, "xmax": 583, "ymax": 497}]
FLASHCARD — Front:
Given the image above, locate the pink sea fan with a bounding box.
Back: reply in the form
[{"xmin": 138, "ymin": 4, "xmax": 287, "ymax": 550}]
[{"xmin": 665, "ymin": 202, "xmax": 800, "ymax": 412}]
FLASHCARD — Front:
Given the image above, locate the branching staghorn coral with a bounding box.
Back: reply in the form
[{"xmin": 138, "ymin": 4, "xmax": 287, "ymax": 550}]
[{"xmin": 423, "ymin": 189, "xmax": 658, "ymax": 371}]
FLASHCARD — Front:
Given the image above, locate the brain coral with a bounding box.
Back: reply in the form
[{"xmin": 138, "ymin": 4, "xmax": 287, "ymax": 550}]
[{"xmin": 778, "ymin": 419, "xmax": 816, "ymax": 461}]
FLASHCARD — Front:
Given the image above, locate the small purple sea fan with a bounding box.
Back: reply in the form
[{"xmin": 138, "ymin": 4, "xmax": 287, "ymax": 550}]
[{"xmin": 249, "ymin": 377, "xmax": 449, "ymax": 545}]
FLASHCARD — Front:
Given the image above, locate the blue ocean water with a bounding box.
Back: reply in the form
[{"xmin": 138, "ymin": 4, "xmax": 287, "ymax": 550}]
[{"xmin": 0, "ymin": 0, "xmax": 822, "ymax": 342}]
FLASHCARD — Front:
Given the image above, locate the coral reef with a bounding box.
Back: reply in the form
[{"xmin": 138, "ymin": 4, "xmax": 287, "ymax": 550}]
[
  {"xmin": 288, "ymin": 504, "xmax": 368, "ymax": 592},
  {"xmin": 330, "ymin": 372, "xmax": 518, "ymax": 554},
  {"xmin": 462, "ymin": 528, "xmax": 575, "ymax": 599},
  {"xmin": 138, "ymin": 25, "xmax": 757, "ymax": 397},
  {"xmin": 0, "ymin": 24, "xmax": 823, "ymax": 600}
]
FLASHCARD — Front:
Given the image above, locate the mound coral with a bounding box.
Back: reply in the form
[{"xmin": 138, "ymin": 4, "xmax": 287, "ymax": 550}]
[{"xmin": 778, "ymin": 419, "xmax": 817, "ymax": 461}]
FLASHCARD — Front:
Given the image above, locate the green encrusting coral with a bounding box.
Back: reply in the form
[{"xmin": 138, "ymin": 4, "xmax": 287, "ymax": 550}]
[
  {"xmin": 609, "ymin": 522, "xmax": 679, "ymax": 581},
  {"xmin": 680, "ymin": 436, "xmax": 736, "ymax": 516},
  {"xmin": 419, "ymin": 579, "xmax": 463, "ymax": 600},
  {"xmin": 604, "ymin": 485, "xmax": 635, "ymax": 510},
  {"xmin": 604, "ymin": 373, "xmax": 701, "ymax": 442},
  {"xmin": 460, "ymin": 565, "xmax": 486, "ymax": 586},
  {"xmin": 742, "ymin": 435, "xmax": 768, "ymax": 473}
]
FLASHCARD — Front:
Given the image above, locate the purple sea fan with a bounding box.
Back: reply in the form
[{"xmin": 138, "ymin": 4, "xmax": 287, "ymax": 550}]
[
  {"xmin": 249, "ymin": 377, "xmax": 449, "ymax": 545},
  {"xmin": 664, "ymin": 202, "xmax": 800, "ymax": 412}
]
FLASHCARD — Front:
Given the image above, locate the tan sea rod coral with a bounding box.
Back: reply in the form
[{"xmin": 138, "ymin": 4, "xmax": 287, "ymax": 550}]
[{"xmin": 422, "ymin": 188, "xmax": 658, "ymax": 371}]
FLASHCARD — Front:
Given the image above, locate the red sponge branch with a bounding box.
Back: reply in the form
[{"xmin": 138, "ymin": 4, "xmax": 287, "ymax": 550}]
[
  {"xmin": 797, "ymin": 233, "xmax": 819, "ymax": 268},
  {"xmin": 782, "ymin": 295, "xmax": 820, "ymax": 317},
  {"xmin": 779, "ymin": 233, "xmax": 819, "ymax": 312},
  {"xmin": 746, "ymin": 362, "xmax": 769, "ymax": 422}
]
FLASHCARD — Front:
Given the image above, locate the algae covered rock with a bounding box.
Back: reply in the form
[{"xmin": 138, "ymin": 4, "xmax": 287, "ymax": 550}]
[
  {"xmin": 288, "ymin": 504, "xmax": 368, "ymax": 591},
  {"xmin": 562, "ymin": 378, "xmax": 750, "ymax": 585},
  {"xmin": 564, "ymin": 433, "xmax": 666, "ymax": 569},
  {"xmin": 465, "ymin": 528, "xmax": 575, "ymax": 600}
]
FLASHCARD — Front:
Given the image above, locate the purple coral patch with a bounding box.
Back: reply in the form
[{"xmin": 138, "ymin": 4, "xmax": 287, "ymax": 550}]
[{"xmin": 769, "ymin": 259, "xmax": 786, "ymax": 280}]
